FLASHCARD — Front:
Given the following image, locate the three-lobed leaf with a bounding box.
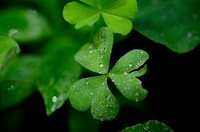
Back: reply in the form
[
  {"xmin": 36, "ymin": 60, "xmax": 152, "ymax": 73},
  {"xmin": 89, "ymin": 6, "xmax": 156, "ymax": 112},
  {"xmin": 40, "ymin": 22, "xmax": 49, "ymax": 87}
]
[
  {"xmin": 70, "ymin": 26, "xmax": 149, "ymax": 121},
  {"xmin": 63, "ymin": 0, "xmax": 138, "ymax": 35}
]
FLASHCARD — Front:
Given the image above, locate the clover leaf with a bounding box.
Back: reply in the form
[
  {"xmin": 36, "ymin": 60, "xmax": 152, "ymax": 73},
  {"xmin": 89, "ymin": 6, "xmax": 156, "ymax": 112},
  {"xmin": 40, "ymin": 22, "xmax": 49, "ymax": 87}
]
[
  {"xmin": 0, "ymin": 35, "xmax": 20, "ymax": 72},
  {"xmin": 109, "ymin": 50, "xmax": 149, "ymax": 102},
  {"xmin": 69, "ymin": 27, "xmax": 149, "ymax": 120},
  {"xmin": 63, "ymin": 0, "xmax": 138, "ymax": 35},
  {"xmin": 69, "ymin": 76, "xmax": 119, "ymax": 121},
  {"xmin": 75, "ymin": 27, "xmax": 113, "ymax": 74},
  {"xmin": 121, "ymin": 120, "xmax": 174, "ymax": 132}
]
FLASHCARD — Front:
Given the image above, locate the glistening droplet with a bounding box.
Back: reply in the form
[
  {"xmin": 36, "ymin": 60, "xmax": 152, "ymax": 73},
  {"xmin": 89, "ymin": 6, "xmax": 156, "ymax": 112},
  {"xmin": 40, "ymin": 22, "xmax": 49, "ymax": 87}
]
[
  {"xmin": 99, "ymin": 63, "xmax": 104, "ymax": 68},
  {"xmin": 52, "ymin": 96, "xmax": 57, "ymax": 103}
]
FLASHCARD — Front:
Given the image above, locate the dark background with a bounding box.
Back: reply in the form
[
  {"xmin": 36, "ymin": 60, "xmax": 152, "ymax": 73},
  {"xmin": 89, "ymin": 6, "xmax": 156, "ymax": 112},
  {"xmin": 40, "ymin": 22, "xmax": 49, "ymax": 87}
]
[{"xmin": 1, "ymin": 29, "xmax": 200, "ymax": 132}]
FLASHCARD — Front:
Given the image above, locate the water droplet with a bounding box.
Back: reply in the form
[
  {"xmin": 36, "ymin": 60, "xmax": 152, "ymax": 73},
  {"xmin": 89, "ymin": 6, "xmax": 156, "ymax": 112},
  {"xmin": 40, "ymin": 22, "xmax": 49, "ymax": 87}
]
[
  {"xmin": 91, "ymin": 92, "xmax": 93, "ymax": 95},
  {"xmin": 52, "ymin": 96, "xmax": 57, "ymax": 103},
  {"xmin": 106, "ymin": 95, "xmax": 111, "ymax": 101},
  {"xmin": 104, "ymin": 47, "xmax": 107, "ymax": 52},
  {"xmin": 128, "ymin": 63, "xmax": 132, "ymax": 67},
  {"xmin": 124, "ymin": 72, "xmax": 128, "ymax": 75},
  {"xmin": 187, "ymin": 32, "xmax": 192, "ymax": 38},
  {"xmin": 102, "ymin": 82, "xmax": 105, "ymax": 85},
  {"xmin": 8, "ymin": 28, "xmax": 18, "ymax": 37},
  {"xmin": 89, "ymin": 45, "xmax": 93, "ymax": 49},
  {"xmin": 143, "ymin": 124, "xmax": 150, "ymax": 130},
  {"xmin": 7, "ymin": 85, "xmax": 15, "ymax": 91},
  {"xmin": 99, "ymin": 63, "xmax": 104, "ymax": 68},
  {"xmin": 85, "ymin": 81, "xmax": 89, "ymax": 85},
  {"xmin": 135, "ymin": 92, "xmax": 139, "ymax": 96},
  {"xmin": 89, "ymin": 50, "xmax": 93, "ymax": 53},
  {"xmin": 100, "ymin": 55, "xmax": 103, "ymax": 59}
]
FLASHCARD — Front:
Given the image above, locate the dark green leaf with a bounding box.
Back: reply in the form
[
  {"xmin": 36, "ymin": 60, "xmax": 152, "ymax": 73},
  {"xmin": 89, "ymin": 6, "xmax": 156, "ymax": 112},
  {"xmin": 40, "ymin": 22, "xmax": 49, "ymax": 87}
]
[
  {"xmin": 37, "ymin": 36, "xmax": 82, "ymax": 115},
  {"xmin": 121, "ymin": 120, "xmax": 174, "ymax": 132},
  {"xmin": 133, "ymin": 0, "xmax": 200, "ymax": 53},
  {"xmin": 69, "ymin": 76, "xmax": 119, "ymax": 121},
  {"xmin": 0, "ymin": 35, "xmax": 20, "ymax": 71},
  {"xmin": 0, "ymin": 55, "xmax": 41, "ymax": 110},
  {"xmin": 75, "ymin": 27, "xmax": 113, "ymax": 74}
]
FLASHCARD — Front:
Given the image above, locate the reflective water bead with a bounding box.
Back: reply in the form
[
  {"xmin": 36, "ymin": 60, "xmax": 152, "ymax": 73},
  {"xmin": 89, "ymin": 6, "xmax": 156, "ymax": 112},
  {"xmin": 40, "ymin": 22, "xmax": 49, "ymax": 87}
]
[
  {"xmin": 85, "ymin": 80, "xmax": 89, "ymax": 85},
  {"xmin": 52, "ymin": 96, "xmax": 57, "ymax": 103},
  {"xmin": 99, "ymin": 63, "xmax": 104, "ymax": 68}
]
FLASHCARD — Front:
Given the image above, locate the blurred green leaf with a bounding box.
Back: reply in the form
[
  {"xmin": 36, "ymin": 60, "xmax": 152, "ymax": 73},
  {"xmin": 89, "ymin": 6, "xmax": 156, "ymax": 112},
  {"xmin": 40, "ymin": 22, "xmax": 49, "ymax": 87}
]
[
  {"xmin": 37, "ymin": 36, "xmax": 82, "ymax": 115},
  {"xmin": 75, "ymin": 27, "xmax": 113, "ymax": 74},
  {"xmin": 121, "ymin": 120, "xmax": 174, "ymax": 132},
  {"xmin": 69, "ymin": 76, "xmax": 119, "ymax": 121},
  {"xmin": 109, "ymin": 50, "xmax": 148, "ymax": 102},
  {"xmin": 0, "ymin": 35, "xmax": 20, "ymax": 72},
  {"xmin": 133, "ymin": 0, "xmax": 200, "ymax": 53},
  {"xmin": 0, "ymin": 7, "xmax": 51, "ymax": 43},
  {"xmin": 63, "ymin": 0, "xmax": 137, "ymax": 35},
  {"xmin": 0, "ymin": 55, "xmax": 41, "ymax": 110}
]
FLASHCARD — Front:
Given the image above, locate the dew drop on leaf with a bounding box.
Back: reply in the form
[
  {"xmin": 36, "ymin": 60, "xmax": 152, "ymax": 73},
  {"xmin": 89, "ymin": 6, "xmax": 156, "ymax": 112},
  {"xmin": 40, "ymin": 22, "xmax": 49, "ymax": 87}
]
[
  {"xmin": 52, "ymin": 96, "xmax": 57, "ymax": 103},
  {"xmin": 7, "ymin": 85, "xmax": 14, "ymax": 91},
  {"xmin": 8, "ymin": 28, "xmax": 18, "ymax": 37},
  {"xmin": 135, "ymin": 92, "xmax": 139, "ymax": 96},
  {"xmin": 85, "ymin": 80, "xmax": 89, "ymax": 85},
  {"xmin": 99, "ymin": 63, "xmax": 104, "ymax": 68},
  {"xmin": 128, "ymin": 63, "xmax": 133, "ymax": 67}
]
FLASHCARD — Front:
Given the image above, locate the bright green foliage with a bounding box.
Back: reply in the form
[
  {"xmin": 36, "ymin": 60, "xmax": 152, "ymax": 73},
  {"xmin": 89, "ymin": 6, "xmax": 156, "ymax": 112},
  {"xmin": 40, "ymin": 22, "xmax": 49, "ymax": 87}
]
[
  {"xmin": 63, "ymin": 0, "xmax": 138, "ymax": 35},
  {"xmin": 0, "ymin": 35, "xmax": 20, "ymax": 72},
  {"xmin": 0, "ymin": 7, "xmax": 51, "ymax": 43},
  {"xmin": 121, "ymin": 120, "xmax": 174, "ymax": 132},
  {"xmin": 69, "ymin": 76, "xmax": 119, "ymax": 121},
  {"xmin": 133, "ymin": 0, "xmax": 200, "ymax": 53},
  {"xmin": 70, "ymin": 27, "xmax": 149, "ymax": 121},
  {"xmin": 0, "ymin": 55, "xmax": 41, "ymax": 110},
  {"xmin": 75, "ymin": 27, "xmax": 113, "ymax": 74},
  {"xmin": 109, "ymin": 50, "xmax": 148, "ymax": 101},
  {"xmin": 109, "ymin": 50, "xmax": 149, "ymax": 74},
  {"xmin": 37, "ymin": 36, "xmax": 82, "ymax": 115}
]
